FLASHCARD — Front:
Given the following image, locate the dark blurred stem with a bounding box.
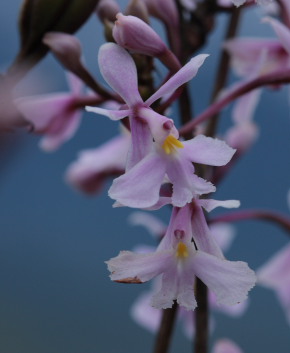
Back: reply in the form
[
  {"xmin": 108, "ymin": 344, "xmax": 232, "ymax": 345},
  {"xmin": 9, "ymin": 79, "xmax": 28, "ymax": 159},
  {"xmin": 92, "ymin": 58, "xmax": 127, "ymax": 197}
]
[
  {"xmin": 179, "ymin": 85, "xmax": 194, "ymax": 139},
  {"xmin": 153, "ymin": 302, "xmax": 178, "ymax": 353},
  {"xmin": 205, "ymin": 6, "xmax": 242, "ymax": 137},
  {"xmin": 194, "ymin": 278, "xmax": 208, "ymax": 353},
  {"xmin": 211, "ymin": 209, "xmax": 290, "ymax": 234}
]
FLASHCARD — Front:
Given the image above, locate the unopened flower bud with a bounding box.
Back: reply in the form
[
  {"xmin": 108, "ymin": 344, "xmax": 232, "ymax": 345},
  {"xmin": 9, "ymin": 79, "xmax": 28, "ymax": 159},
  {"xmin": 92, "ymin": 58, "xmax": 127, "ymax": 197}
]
[
  {"xmin": 96, "ymin": 0, "xmax": 120, "ymax": 23},
  {"xmin": 143, "ymin": 0, "xmax": 178, "ymax": 28},
  {"xmin": 113, "ymin": 13, "xmax": 180, "ymax": 71},
  {"xmin": 12, "ymin": 0, "xmax": 97, "ymax": 77},
  {"xmin": 125, "ymin": 0, "xmax": 149, "ymax": 24},
  {"xmin": 43, "ymin": 32, "xmax": 82, "ymax": 72},
  {"xmin": 113, "ymin": 13, "xmax": 167, "ymax": 56},
  {"xmin": 143, "ymin": 0, "xmax": 180, "ymax": 54},
  {"xmin": 43, "ymin": 32, "xmax": 110, "ymax": 98}
]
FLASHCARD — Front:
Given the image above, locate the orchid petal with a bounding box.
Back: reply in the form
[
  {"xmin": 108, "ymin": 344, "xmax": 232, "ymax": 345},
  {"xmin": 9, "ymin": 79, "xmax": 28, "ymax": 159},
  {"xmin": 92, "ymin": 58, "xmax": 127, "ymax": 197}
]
[
  {"xmin": 232, "ymin": 89, "xmax": 262, "ymax": 124},
  {"xmin": 66, "ymin": 71, "xmax": 83, "ymax": 95},
  {"xmin": 210, "ymin": 290, "xmax": 249, "ymax": 317},
  {"xmin": 166, "ymin": 157, "xmax": 215, "ymax": 207},
  {"xmin": 126, "ymin": 115, "xmax": 152, "ymax": 170},
  {"xmin": 192, "ymin": 251, "xmax": 256, "ymax": 306},
  {"xmin": 85, "ymin": 106, "xmax": 130, "ymax": 120},
  {"xmin": 108, "ymin": 153, "xmax": 166, "ymax": 208},
  {"xmin": 177, "ymin": 265, "xmax": 198, "ymax": 310},
  {"xmin": 65, "ymin": 132, "xmax": 130, "ymax": 194},
  {"xmin": 225, "ymin": 121, "xmax": 259, "ymax": 152},
  {"xmin": 198, "ymin": 199, "xmax": 240, "ymax": 212},
  {"xmin": 212, "ymin": 339, "xmax": 244, "ymax": 353},
  {"xmin": 191, "ymin": 202, "xmax": 224, "ymax": 259},
  {"xmin": 151, "ymin": 264, "xmax": 179, "ymax": 309},
  {"xmin": 131, "ymin": 290, "xmax": 161, "ymax": 332},
  {"xmin": 128, "ymin": 212, "xmax": 167, "ymax": 238},
  {"xmin": 16, "ymin": 93, "xmax": 71, "ymax": 130},
  {"xmin": 210, "ymin": 223, "xmax": 236, "ymax": 253},
  {"xmin": 40, "ymin": 110, "xmax": 82, "ymax": 151},
  {"xmin": 106, "ymin": 249, "xmax": 172, "ymax": 283},
  {"xmin": 98, "ymin": 43, "xmax": 142, "ymax": 106},
  {"xmin": 257, "ymin": 243, "xmax": 290, "ymax": 289},
  {"xmin": 145, "ymin": 54, "xmax": 209, "ymax": 106},
  {"xmin": 183, "ymin": 135, "xmax": 236, "ymax": 166},
  {"xmin": 264, "ymin": 17, "xmax": 290, "ymax": 56}
]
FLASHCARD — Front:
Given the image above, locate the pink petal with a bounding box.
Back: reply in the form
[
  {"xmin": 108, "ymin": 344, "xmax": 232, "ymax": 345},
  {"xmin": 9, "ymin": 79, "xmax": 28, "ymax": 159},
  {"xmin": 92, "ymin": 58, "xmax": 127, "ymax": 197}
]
[
  {"xmin": 151, "ymin": 264, "xmax": 179, "ymax": 309},
  {"xmin": 224, "ymin": 38, "xmax": 283, "ymax": 77},
  {"xmin": 198, "ymin": 199, "xmax": 240, "ymax": 212},
  {"xmin": 65, "ymin": 132, "xmax": 130, "ymax": 194},
  {"xmin": 145, "ymin": 54, "xmax": 209, "ymax": 106},
  {"xmin": 106, "ymin": 249, "xmax": 172, "ymax": 283},
  {"xmin": 232, "ymin": 89, "xmax": 262, "ymax": 124},
  {"xmin": 66, "ymin": 71, "xmax": 83, "ymax": 95},
  {"xmin": 130, "ymin": 290, "xmax": 161, "ymax": 332},
  {"xmin": 127, "ymin": 115, "xmax": 153, "ymax": 170},
  {"xmin": 212, "ymin": 339, "xmax": 244, "ymax": 353},
  {"xmin": 225, "ymin": 122, "xmax": 259, "ymax": 152},
  {"xmin": 257, "ymin": 243, "xmax": 290, "ymax": 289},
  {"xmin": 192, "ymin": 251, "xmax": 256, "ymax": 306},
  {"xmin": 40, "ymin": 109, "xmax": 81, "ymax": 151},
  {"xmin": 209, "ymin": 291, "xmax": 249, "ymax": 317},
  {"xmin": 166, "ymin": 157, "xmax": 215, "ymax": 207},
  {"xmin": 209, "ymin": 223, "xmax": 236, "ymax": 253},
  {"xmin": 191, "ymin": 202, "xmax": 224, "ymax": 259},
  {"xmin": 108, "ymin": 152, "xmax": 166, "ymax": 208},
  {"xmin": 85, "ymin": 106, "xmax": 130, "ymax": 120},
  {"xmin": 16, "ymin": 93, "xmax": 71, "ymax": 131},
  {"xmin": 263, "ymin": 17, "xmax": 290, "ymax": 56},
  {"xmin": 183, "ymin": 135, "xmax": 236, "ymax": 166},
  {"xmin": 98, "ymin": 43, "xmax": 142, "ymax": 106},
  {"xmin": 128, "ymin": 212, "xmax": 167, "ymax": 238},
  {"xmin": 177, "ymin": 265, "xmax": 198, "ymax": 310}
]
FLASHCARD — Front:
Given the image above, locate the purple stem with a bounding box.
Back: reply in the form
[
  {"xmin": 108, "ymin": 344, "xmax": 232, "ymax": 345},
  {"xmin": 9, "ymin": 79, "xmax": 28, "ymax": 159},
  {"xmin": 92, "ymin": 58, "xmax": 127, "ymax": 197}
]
[
  {"xmin": 179, "ymin": 68, "xmax": 290, "ymax": 136},
  {"xmin": 211, "ymin": 209, "xmax": 290, "ymax": 234}
]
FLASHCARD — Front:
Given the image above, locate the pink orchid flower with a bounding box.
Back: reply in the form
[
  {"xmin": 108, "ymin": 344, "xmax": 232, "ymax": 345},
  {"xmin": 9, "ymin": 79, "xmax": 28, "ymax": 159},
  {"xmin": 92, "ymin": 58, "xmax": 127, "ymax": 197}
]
[
  {"xmin": 87, "ymin": 43, "xmax": 235, "ymax": 208},
  {"xmin": 16, "ymin": 72, "xmax": 85, "ymax": 151},
  {"xmin": 129, "ymin": 212, "xmax": 248, "ymax": 336},
  {"xmin": 107, "ymin": 204, "xmax": 255, "ymax": 311}
]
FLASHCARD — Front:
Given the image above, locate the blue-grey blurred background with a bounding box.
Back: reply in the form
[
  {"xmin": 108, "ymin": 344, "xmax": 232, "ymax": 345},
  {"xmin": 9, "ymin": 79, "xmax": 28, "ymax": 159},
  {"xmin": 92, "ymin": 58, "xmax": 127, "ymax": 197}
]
[{"xmin": 1, "ymin": 1, "xmax": 290, "ymax": 352}]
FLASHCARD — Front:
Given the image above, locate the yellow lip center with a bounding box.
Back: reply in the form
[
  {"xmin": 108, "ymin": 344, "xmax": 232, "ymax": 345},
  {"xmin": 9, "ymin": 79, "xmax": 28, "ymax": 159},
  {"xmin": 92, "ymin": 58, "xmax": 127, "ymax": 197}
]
[
  {"xmin": 176, "ymin": 242, "xmax": 189, "ymax": 259},
  {"xmin": 162, "ymin": 135, "xmax": 184, "ymax": 155}
]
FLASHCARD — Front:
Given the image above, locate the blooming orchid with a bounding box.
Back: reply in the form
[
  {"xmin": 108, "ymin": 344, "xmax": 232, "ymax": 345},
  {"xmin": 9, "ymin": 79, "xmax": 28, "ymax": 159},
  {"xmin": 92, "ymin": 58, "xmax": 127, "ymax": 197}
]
[
  {"xmin": 86, "ymin": 43, "xmax": 235, "ymax": 208},
  {"xmin": 129, "ymin": 212, "xmax": 248, "ymax": 337},
  {"xmin": 107, "ymin": 205, "xmax": 255, "ymax": 310},
  {"xmin": 16, "ymin": 72, "xmax": 86, "ymax": 151},
  {"xmin": 86, "ymin": 42, "xmax": 207, "ymax": 165}
]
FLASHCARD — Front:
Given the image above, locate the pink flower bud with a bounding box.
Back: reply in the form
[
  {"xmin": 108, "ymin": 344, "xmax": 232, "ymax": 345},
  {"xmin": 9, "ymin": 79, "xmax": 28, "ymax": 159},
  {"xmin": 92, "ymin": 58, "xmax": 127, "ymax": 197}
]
[
  {"xmin": 113, "ymin": 13, "xmax": 168, "ymax": 57},
  {"xmin": 143, "ymin": 0, "xmax": 178, "ymax": 29},
  {"xmin": 43, "ymin": 32, "xmax": 82, "ymax": 72},
  {"xmin": 96, "ymin": 0, "xmax": 120, "ymax": 23},
  {"xmin": 126, "ymin": 0, "xmax": 150, "ymax": 24}
]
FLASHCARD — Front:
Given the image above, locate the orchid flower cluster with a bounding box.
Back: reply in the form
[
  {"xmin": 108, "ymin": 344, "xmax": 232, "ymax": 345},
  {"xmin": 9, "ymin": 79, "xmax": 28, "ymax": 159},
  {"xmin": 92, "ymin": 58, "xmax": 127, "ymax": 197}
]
[{"xmin": 3, "ymin": 0, "xmax": 290, "ymax": 352}]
